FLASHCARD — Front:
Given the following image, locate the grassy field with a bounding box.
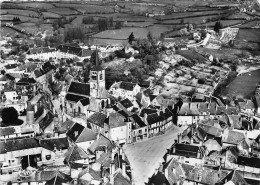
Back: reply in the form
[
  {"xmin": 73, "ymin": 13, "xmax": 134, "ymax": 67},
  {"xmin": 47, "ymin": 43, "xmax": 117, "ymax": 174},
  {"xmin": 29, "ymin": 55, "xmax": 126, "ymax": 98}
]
[
  {"xmin": 17, "ymin": 2, "xmax": 54, "ymax": 9},
  {"xmin": 14, "ymin": 23, "xmax": 53, "ymax": 34},
  {"xmin": 1, "ymin": 27, "xmax": 22, "ymax": 37},
  {"xmin": 1, "ymin": 9, "xmax": 8, "ymax": 14},
  {"xmin": 196, "ymin": 47, "xmax": 251, "ymax": 60},
  {"xmin": 199, "ymin": 19, "xmax": 243, "ymax": 28},
  {"xmin": 48, "ymin": 8, "xmax": 79, "ymax": 15},
  {"xmin": 236, "ymin": 28, "xmax": 260, "ymax": 42},
  {"xmin": 162, "ymin": 15, "xmax": 221, "ymax": 25},
  {"xmin": 159, "ymin": 9, "xmax": 229, "ymax": 20},
  {"xmin": 238, "ymin": 20, "xmax": 259, "ymax": 28},
  {"xmin": 124, "ymin": 21, "xmax": 154, "ymax": 27},
  {"xmin": 92, "ymin": 26, "xmax": 172, "ymax": 40},
  {"xmin": 2, "ymin": 9, "xmax": 40, "ymax": 17},
  {"xmin": 53, "ymin": 3, "xmax": 114, "ymax": 14},
  {"xmin": 0, "ymin": 14, "xmax": 40, "ymax": 22},
  {"xmin": 114, "ymin": 16, "xmax": 156, "ymax": 22},
  {"xmin": 226, "ymin": 12, "xmax": 253, "ymax": 20},
  {"xmin": 221, "ymin": 69, "xmax": 260, "ymax": 99},
  {"xmin": 42, "ymin": 12, "xmax": 61, "ymax": 19}
]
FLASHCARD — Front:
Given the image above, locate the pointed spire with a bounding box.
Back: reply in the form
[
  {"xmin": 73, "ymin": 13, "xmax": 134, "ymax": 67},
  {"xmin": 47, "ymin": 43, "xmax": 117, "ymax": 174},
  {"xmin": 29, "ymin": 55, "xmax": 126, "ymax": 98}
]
[{"xmin": 95, "ymin": 46, "xmax": 98, "ymax": 67}]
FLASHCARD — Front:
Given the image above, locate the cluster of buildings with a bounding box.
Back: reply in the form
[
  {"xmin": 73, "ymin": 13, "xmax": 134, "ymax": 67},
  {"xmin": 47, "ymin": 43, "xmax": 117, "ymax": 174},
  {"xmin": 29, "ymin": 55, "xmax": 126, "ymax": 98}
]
[
  {"xmin": 147, "ymin": 89, "xmax": 260, "ymax": 184},
  {"xmin": 1, "ymin": 35, "xmax": 260, "ymax": 185},
  {"xmin": 0, "ymin": 43, "xmax": 178, "ymax": 185}
]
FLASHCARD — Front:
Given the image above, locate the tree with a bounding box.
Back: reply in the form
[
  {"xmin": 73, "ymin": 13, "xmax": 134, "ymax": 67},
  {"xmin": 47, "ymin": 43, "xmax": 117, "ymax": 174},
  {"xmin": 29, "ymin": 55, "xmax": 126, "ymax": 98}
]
[
  {"xmin": 1, "ymin": 107, "xmax": 23, "ymax": 126},
  {"xmin": 147, "ymin": 31, "xmax": 153, "ymax": 42},
  {"xmin": 115, "ymin": 21, "xmax": 122, "ymax": 29},
  {"xmin": 128, "ymin": 32, "xmax": 135, "ymax": 44},
  {"xmin": 198, "ymin": 78, "xmax": 205, "ymax": 84},
  {"xmin": 97, "ymin": 18, "xmax": 108, "ymax": 31},
  {"xmin": 108, "ymin": 17, "xmax": 113, "ymax": 27},
  {"xmin": 214, "ymin": 21, "xmax": 223, "ymax": 34}
]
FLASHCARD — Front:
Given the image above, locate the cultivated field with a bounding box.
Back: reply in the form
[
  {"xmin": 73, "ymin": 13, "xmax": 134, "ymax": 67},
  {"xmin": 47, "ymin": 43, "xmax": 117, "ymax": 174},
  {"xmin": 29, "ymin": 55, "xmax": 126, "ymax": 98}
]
[
  {"xmin": 1, "ymin": 27, "xmax": 21, "ymax": 37},
  {"xmin": 42, "ymin": 12, "xmax": 61, "ymax": 19},
  {"xmin": 162, "ymin": 15, "xmax": 221, "ymax": 25},
  {"xmin": 92, "ymin": 26, "xmax": 172, "ymax": 40},
  {"xmin": 199, "ymin": 19, "xmax": 243, "ymax": 28},
  {"xmin": 226, "ymin": 12, "xmax": 253, "ymax": 20},
  {"xmin": 15, "ymin": 23, "xmax": 53, "ymax": 34},
  {"xmin": 2, "ymin": 9, "xmax": 40, "ymax": 17},
  {"xmin": 48, "ymin": 8, "xmax": 79, "ymax": 15},
  {"xmin": 17, "ymin": 2, "xmax": 54, "ymax": 9},
  {"xmin": 53, "ymin": 3, "xmax": 114, "ymax": 14},
  {"xmin": 158, "ymin": 9, "xmax": 229, "ymax": 20},
  {"xmin": 0, "ymin": 14, "xmax": 40, "ymax": 22}
]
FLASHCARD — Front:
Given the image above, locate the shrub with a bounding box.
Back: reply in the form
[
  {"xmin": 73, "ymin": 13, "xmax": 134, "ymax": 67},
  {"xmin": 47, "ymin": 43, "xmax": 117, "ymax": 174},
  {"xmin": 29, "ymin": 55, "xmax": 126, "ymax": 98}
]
[{"xmin": 198, "ymin": 78, "xmax": 205, "ymax": 84}]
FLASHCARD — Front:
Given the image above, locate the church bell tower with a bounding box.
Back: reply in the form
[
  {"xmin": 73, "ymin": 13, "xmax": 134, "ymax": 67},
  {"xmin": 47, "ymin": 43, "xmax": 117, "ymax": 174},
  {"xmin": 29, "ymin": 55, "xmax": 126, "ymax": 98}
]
[{"xmin": 89, "ymin": 49, "xmax": 105, "ymax": 97}]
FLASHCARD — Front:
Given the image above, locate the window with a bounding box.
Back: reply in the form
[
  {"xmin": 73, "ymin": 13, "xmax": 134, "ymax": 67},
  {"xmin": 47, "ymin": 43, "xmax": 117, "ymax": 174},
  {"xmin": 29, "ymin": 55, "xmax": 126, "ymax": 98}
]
[
  {"xmin": 100, "ymin": 73, "xmax": 103, "ymax": 80},
  {"xmin": 46, "ymin": 155, "xmax": 51, "ymax": 160},
  {"xmin": 74, "ymin": 131, "xmax": 78, "ymax": 137},
  {"xmin": 139, "ymin": 130, "xmax": 142, "ymax": 134}
]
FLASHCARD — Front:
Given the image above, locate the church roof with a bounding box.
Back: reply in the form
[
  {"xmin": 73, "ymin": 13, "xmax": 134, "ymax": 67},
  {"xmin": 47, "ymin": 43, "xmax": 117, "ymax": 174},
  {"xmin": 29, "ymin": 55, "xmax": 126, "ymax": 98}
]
[{"xmin": 67, "ymin": 81, "xmax": 90, "ymax": 97}]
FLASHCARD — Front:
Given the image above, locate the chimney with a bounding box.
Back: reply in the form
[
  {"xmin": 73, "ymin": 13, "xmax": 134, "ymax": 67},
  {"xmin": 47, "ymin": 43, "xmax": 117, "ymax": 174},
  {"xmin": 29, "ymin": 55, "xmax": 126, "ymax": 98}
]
[
  {"xmin": 122, "ymin": 162, "xmax": 126, "ymax": 177},
  {"xmin": 172, "ymin": 143, "xmax": 176, "ymax": 154},
  {"xmin": 144, "ymin": 113, "xmax": 148, "ymax": 125},
  {"xmin": 110, "ymin": 163, "xmax": 115, "ymax": 175},
  {"xmin": 197, "ymin": 150, "xmax": 201, "ymax": 159},
  {"xmin": 154, "ymin": 168, "xmax": 159, "ymax": 175},
  {"xmin": 190, "ymin": 137, "xmax": 194, "ymax": 144},
  {"xmin": 122, "ymin": 151, "xmax": 125, "ymax": 161}
]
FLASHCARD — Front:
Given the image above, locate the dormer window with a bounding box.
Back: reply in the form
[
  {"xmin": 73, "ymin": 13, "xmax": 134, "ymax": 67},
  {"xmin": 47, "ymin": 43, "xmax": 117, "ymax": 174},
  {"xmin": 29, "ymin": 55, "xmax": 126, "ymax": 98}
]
[{"xmin": 74, "ymin": 131, "xmax": 78, "ymax": 137}]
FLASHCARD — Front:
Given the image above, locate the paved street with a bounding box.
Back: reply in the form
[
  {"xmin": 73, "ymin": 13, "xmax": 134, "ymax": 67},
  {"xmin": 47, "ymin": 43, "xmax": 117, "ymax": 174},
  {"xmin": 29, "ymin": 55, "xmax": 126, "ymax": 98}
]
[{"xmin": 123, "ymin": 125, "xmax": 185, "ymax": 185}]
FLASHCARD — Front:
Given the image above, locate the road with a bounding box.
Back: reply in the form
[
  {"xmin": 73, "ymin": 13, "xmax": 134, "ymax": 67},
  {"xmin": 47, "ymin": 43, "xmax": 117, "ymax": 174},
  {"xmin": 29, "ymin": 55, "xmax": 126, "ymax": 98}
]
[{"xmin": 123, "ymin": 125, "xmax": 185, "ymax": 185}]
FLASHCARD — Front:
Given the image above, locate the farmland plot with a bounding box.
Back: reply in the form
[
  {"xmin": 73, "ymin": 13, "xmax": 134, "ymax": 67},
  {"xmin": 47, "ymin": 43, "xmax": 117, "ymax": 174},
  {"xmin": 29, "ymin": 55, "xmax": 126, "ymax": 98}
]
[
  {"xmin": 48, "ymin": 8, "xmax": 79, "ymax": 15},
  {"xmin": 159, "ymin": 9, "xmax": 229, "ymax": 20},
  {"xmin": 17, "ymin": 2, "xmax": 54, "ymax": 9},
  {"xmin": 2, "ymin": 9, "xmax": 40, "ymax": 17},
  {"xmin": 42, "ymin": 12, "xmax": 61, "ymax": 19},
  {"xmin": 0, "ymin": 14, "xmax": 40, "ymax": 22}
]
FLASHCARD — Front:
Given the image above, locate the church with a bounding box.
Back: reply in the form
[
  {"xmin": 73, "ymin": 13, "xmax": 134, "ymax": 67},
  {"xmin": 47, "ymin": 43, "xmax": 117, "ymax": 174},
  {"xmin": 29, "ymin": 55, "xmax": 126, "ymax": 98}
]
[{"xmin": 64, "ymin": 50, "xmax": 110, "ymax": 120}]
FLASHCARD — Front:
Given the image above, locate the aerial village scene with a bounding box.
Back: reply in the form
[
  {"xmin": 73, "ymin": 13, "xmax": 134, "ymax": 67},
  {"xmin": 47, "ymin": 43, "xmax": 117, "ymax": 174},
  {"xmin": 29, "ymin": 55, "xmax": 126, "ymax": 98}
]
[{"xmin": 1, "ymin": 0, "xmax": 260, "ymax": 184}]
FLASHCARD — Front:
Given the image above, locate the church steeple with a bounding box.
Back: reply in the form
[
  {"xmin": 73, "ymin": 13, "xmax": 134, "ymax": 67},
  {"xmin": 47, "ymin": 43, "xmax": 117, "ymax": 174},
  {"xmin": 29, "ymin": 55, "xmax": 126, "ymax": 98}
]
[{"xmin": 89, "ymin": 48, "xmax": 105, "ymax": 97}]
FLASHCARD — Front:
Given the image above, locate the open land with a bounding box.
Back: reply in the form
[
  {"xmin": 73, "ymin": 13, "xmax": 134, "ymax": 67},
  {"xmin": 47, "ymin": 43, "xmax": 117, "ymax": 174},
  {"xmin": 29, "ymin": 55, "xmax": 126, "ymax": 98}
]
[{"xmin": 220, "ymin": 69, "xmax": 260, "ymax": 99}]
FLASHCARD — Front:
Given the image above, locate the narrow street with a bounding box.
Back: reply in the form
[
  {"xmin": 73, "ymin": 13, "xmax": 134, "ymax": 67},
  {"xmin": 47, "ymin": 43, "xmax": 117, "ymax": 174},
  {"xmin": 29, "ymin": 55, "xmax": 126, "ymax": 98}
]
[{"xmin": 123, "ymin": 125, "xmax": 185, "ymax": 185}]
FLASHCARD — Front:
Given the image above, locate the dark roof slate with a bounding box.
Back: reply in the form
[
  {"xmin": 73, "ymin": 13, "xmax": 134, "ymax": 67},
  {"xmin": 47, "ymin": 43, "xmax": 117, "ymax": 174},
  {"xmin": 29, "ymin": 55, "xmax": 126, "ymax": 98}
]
[{"xmin": 68, "ymin": 82, "xmax": 90, "ymax": 96}]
